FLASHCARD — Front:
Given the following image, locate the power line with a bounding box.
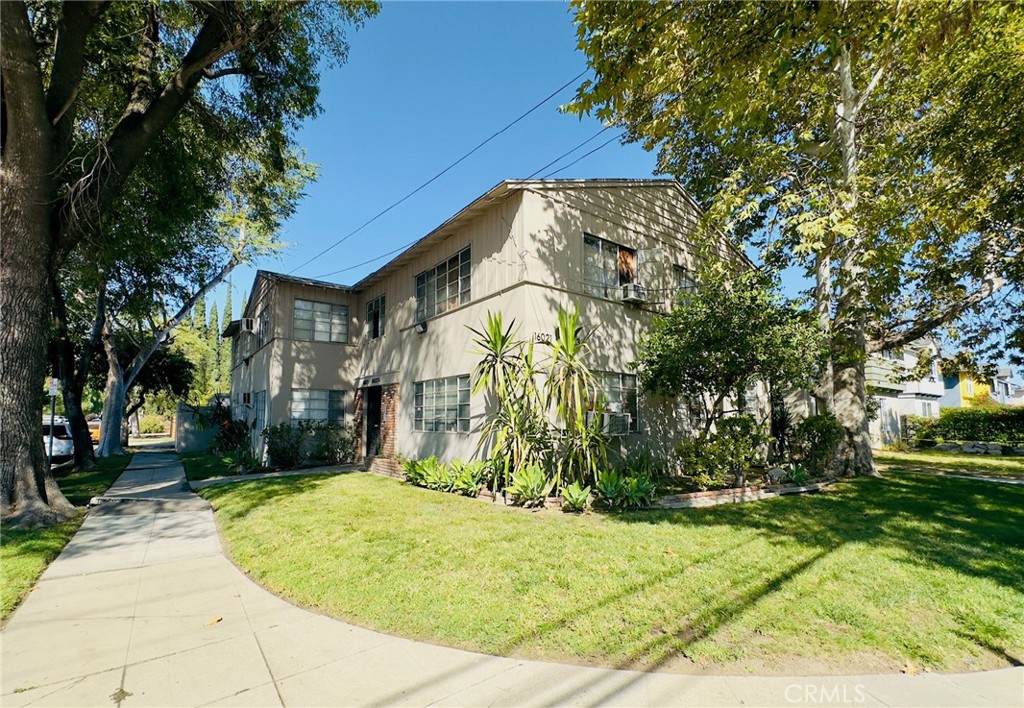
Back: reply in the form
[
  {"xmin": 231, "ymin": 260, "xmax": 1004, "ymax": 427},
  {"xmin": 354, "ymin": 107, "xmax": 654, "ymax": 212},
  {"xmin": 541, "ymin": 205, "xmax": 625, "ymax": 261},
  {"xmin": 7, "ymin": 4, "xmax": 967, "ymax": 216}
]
[
  {"xmin": 540, "ymin": 132, "xmax": 623, "ymax": 179},
  {"xmin": 299, "ymin": 2, "xmax": 687, "ymax": 280},
  {"xmin": 523, "ymin": 125, "xmax": 612, "ymax": 180},
  {"xmin": 307, "ymin": 129, "xmax": 626, "ymax": 281},
  {"xmin": 287, "ymin": 69, "xmax": 589, "ymax": 276}
]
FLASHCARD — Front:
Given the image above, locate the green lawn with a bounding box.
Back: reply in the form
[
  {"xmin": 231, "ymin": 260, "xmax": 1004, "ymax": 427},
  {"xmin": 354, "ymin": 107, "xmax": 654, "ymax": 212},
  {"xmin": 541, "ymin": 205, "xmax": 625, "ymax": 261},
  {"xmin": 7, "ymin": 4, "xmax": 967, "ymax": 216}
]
[
  {"xmin": 1, "ymin": 453, "xmax": 133, "ymax": 620},
  {"xmin": 875, "ymin": 449, "xmax": 1024, "ymax": 479},
  {"xmin": 200, "ymin": 470, "xmax": 1024, "ymax": 674},
  {"xmin": 181, "ymin": 451, "xmax": 240, "ymax": 481}
]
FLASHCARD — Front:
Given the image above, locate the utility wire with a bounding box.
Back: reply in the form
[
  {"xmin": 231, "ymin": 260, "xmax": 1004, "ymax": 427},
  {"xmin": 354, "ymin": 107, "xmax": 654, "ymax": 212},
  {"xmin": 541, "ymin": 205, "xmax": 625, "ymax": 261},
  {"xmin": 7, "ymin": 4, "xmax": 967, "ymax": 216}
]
[
  {"xmin": 540, "ymin": 132, "xmax": 624, "ymax": 179},
  {"xmin": 287, "ymin": 69, "xmax": 589, "ymax": 276},
  {"xmin": 307, "ymin": 129, "xmax": 626, "ymax": 280},
  {"xmin": 301, "ymin": 3, "xmax": 685, "ymax": 280},
  {"xmin": 523, "ymin": 125, "xmax": 613, "ymax": 180}
]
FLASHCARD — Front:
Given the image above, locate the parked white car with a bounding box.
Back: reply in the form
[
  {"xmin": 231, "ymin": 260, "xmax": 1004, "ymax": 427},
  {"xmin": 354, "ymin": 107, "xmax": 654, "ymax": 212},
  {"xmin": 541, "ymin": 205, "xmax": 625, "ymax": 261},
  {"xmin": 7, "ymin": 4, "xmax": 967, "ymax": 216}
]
[{"xmin": 42, "ymin": 418, "xmax": 74, "ymax": 461}]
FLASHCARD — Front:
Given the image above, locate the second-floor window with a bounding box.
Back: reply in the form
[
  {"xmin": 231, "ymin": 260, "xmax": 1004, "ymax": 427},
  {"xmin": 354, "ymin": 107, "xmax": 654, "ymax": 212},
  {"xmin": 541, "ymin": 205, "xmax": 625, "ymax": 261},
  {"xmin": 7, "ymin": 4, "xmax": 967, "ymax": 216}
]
[
  {"xmin": 673, "ymin": 265, "xmax": 697, "ymax": 294},
  {"xmin": 583, "ymin": 233, "xmax": 635, "ymax": 299},
  {"xmin": 366, "ymin": 295, "xmax": 385, "ymax": 340},
  {"xmin": 294, "ymin": 299, "xmax": 349, "ymax": 343},
  {"xmin": 416, "ymin": 247, "xmax": 470, "ymax": 322},
  {"xmin": 256, "ymin": 308, "xmax": 270, "ymax": 349}
]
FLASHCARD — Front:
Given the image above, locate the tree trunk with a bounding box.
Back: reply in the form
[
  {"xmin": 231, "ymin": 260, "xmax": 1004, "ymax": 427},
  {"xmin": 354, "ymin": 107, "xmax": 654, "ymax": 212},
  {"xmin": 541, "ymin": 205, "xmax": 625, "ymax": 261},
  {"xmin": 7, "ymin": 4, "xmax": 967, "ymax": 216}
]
[
  {"xmin": 814, "ymin": 250, "xmax": 835, "ymax": 415},
  {"xmin": 829, "ymin": 43, "xmax": 876, "ymax": 477},
  {"xmin": 51, "ymin": 277, "xmax": 105, "ymax": 470},
  {"xmin": 96, "ymin": 328, "xmax": 127, "ymax": 457},
  {"xmin": 0, "ymin": 2, "xmax": 77, "ymax": 527},
  {"xmin": 62, "ymin": 385, "xmax": 96, "ymax": 470}
]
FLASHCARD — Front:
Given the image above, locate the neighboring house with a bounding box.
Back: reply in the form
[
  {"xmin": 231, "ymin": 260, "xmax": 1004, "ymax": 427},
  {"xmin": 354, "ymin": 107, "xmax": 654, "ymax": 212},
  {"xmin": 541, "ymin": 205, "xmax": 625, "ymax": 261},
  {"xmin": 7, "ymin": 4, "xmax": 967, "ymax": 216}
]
[
  {"xmin": 1010, "ymin": 384, "xmax": 1024, "ymax": 407},
  {"xmin": 223, "ymin": 179, "xmax": 757, "ymax": 469},
  {"xmin": 941, "ymin": 368, "xmax": 1015, "ymax": 408},
  {"xmin": 866, "ymin": 341, "xmax": 943, "ymax": 447}
]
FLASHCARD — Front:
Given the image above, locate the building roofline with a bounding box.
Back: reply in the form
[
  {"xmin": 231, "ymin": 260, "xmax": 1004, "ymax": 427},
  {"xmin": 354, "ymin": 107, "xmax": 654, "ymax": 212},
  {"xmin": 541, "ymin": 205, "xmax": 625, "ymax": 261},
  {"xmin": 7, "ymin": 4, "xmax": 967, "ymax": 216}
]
[{"xmin": 272, "ymin": 178, "xmax": 751, "ymax": 294}]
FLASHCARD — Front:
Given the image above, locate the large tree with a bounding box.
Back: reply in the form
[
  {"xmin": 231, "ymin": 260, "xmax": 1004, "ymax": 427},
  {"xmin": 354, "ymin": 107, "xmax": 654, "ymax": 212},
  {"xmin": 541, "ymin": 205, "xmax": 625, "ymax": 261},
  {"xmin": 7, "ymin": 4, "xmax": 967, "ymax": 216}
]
[
  {"xmin": 1, "ymin": 0, "xmax": 377, "ymax": 527},
  {"xmin": 570, "ymin": 0, "xmax": 1024, "ymax": 475}
]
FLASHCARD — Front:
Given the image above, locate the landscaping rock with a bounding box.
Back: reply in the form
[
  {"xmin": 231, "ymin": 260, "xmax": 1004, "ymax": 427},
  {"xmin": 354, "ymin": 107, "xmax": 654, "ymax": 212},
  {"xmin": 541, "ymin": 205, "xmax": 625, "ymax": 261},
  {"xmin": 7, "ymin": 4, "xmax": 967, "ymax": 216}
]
[
  {"xmin": 935, "ymin": 442, "xmax": 960, "ymax": 453},
  {"xmin": 765, "ymin": 467, "xmax": 788, "ymax": 484},
  {"xmin": 986, "ymin": 444, "xmax": 1003, "ymax": 456}
]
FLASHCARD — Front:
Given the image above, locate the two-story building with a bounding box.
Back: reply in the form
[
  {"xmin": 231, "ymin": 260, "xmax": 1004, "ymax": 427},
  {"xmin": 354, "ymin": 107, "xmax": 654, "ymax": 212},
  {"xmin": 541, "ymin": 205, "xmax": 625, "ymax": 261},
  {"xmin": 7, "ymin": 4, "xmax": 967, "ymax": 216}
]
[
  {"xmin": 941, "ymin": 368, "xmax": 1016, "ymax": 408},
  {"xmin": 866, "ymin": 341, "xmax": 944, "ymax": 446},
  {"xmin": 223, "ymin": 179, "xmax": 754, "ymax": 469}
]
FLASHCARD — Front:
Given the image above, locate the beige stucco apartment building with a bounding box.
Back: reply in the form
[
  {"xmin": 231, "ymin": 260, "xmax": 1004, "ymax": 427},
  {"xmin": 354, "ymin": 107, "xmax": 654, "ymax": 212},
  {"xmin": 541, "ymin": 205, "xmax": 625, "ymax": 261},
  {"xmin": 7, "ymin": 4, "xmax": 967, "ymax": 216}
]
[{"xmin": 224, "ymin": 179, "xmax": 752, "ymax": 469}]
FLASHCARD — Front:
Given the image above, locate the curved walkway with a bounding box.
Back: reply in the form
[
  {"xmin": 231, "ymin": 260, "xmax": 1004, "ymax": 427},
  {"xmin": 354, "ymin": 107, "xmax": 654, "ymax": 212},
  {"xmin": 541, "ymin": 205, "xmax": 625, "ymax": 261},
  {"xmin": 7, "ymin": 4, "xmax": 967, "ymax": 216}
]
[{"xmin": 2, "ymin": 451, "xmax": 1021, "ymax": 708}]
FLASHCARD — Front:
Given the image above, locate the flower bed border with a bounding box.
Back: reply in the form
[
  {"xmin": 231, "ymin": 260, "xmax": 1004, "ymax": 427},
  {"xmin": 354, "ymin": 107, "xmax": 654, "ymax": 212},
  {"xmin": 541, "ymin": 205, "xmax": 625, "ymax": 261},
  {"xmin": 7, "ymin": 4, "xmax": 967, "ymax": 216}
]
[{"xmin": 652, "ymin": 481, "xmax": 832, "ymax": 509}]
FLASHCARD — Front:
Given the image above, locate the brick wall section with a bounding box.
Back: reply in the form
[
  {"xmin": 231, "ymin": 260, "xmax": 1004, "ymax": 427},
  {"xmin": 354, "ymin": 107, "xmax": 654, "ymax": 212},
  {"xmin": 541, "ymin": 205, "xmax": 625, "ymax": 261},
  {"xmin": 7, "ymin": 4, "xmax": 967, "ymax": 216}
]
[
  {"xmin": 352, "ymin": 389, "xmax": 364, "ymax": 462},
  {"xmin": 379, "ymin": 383, "xmax": 398, "ymax": 458},
  {"xmin": 355, "ymin": 383, "xmax": 399, "ymax": 475}
]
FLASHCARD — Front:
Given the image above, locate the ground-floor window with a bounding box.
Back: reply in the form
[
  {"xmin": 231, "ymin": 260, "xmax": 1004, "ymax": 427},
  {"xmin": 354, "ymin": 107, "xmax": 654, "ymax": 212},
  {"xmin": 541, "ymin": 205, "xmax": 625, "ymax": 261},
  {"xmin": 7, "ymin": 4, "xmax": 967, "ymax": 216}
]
[
  {"xmin": 922, "ymin": 401, "xmax": 934, "ymax": 417},
  {"xmin": 597, "ymin": 372, "xmax": 639, "ymax": 434},
  {"xmin": 290, "ymin": 389, "xmax": 345, "ymax": 423},
  {"xmin": 414, "ymin": 375, "xmax": 470, "ymax": 432}
]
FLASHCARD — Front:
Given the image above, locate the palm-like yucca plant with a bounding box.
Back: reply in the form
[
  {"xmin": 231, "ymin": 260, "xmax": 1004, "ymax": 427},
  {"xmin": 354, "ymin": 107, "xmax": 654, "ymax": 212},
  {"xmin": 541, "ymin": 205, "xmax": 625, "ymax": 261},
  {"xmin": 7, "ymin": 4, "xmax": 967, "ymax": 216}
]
[
  {"xmin": 468, "ymin": 311, "xmax": 523, "ymax": 400},
  {"xmin": 543, "ymin": 307, "xmax": 607, "ymax": 487},
  {"xmin": 468, "ymin": 313, "xmax": 549, "ymax": 492}
]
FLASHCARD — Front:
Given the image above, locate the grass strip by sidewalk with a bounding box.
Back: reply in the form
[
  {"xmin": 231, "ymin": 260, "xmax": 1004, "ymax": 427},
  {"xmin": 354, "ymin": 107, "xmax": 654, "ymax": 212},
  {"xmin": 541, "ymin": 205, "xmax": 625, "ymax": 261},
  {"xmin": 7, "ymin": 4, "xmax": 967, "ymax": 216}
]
[
  {"xmin": 1, "ymin": 453, "xmax": 133, "ymax": 620},
  {"xmin": 181, "ymin": 451, "xmax": 242, "ymax": 481},
  {"xmin": 200, "ymin": 468, "xmax": 1024, "ymax": 675},
  {"xmin": 875, "ymin": 448, "xmax": 1024, "ymax": 478}
]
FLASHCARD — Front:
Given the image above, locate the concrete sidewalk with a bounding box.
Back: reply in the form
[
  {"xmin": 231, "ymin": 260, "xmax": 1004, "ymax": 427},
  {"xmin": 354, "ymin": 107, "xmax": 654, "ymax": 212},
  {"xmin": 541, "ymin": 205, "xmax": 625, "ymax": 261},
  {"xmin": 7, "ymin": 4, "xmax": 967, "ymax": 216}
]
[{"xmin": 2, "ymin": 452, "xmax": 1021, "ymax": 708}]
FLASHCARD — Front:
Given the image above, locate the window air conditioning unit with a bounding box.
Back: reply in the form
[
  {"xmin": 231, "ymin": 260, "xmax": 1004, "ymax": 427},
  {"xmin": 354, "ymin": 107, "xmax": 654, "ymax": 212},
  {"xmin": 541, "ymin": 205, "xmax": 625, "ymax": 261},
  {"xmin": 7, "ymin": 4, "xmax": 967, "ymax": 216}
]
[
  {"xmin": 620, "ymin": 283, "xmax": 648, "ymax": 304},
  {"xmin": 585, "ymin": 411, "xmax": 631, "ymax": 436},
  {"xmin": 241, "ymin": 318, "xmax": 257, "ymax": 333}
]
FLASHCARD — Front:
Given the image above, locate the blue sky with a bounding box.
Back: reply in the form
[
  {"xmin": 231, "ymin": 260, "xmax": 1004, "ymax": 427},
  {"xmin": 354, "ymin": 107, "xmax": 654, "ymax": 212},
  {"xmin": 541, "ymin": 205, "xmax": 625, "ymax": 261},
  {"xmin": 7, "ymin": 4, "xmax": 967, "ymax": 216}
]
[{"xmin": 222, "ymin": 1, "xmax": 662, "ymax": 315}]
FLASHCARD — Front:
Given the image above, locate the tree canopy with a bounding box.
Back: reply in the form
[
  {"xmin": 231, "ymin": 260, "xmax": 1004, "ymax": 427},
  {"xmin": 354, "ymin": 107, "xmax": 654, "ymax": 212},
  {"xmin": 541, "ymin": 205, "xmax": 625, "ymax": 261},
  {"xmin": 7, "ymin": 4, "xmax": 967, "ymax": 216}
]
[
  {"xmin": 1, "ymin": 0, "xmax": 378, "ymax": 526},
  {"xmin": 634, "ymin": 270, "xmax": 825, "ymax": 433},
  {"xmin": 569, "ymin": 0, "xmax": 1024, "ymax": 475}
]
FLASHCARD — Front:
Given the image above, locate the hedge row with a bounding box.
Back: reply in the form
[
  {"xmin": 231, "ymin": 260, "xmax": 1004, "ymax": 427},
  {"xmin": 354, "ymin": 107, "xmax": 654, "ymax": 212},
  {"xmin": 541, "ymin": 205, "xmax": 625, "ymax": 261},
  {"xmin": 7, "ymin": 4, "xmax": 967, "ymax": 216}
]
[{"xmin": 912, "ymin": 406, "xmax": 1024, "ymax": 445}]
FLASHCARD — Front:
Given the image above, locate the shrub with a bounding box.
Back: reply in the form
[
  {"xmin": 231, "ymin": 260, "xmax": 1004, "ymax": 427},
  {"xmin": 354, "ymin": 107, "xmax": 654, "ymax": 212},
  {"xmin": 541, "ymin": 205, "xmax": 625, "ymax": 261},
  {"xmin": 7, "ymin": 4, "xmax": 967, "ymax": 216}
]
[
  {"xmin": 560, "ymin": 482, "xmax": 591, "ymax": 512},
  {"xmin": 401, "ymin": 456, "xmax": 425, "ymax": 485},
  {"xmin": 792, "ymin": 414, "xmax": 843, "ymax": 476},
  {"xmin": 913, "ymin": 407, "xmax": 1024, "ymax": 445},
  {"xmin": 622, "ymin": 474, "xmax": 657, "ymax": 509},
  {"xmin": 310, "ymin": 423, "xmax": 356, "ymax": 464},
  {"xmin": 676, "ymin": 414, "xmax": 767, "ymax": 490},
  {"xmin": 788, "ymin": 464, "xmax": 810, "ymax": 485},
  {"xmin": 263, "ymin": 423, "xmax": 307, "ymax": 468},
  {"xmin": 595, "ymin": 469, "xmax": 656, "ymax": 509},
  {"xmin": 902, "ymin": 415, "xmax": 934, "ymax": 447},
  {"xmin": 418, "ymin": 457, "xmax": 453, "ymax": 492},
  {"xmin": 508, "ymin": 463, "xmax": 554, "ymax": 507},
  {"xmin": 139, "ymin": 414, "xmax": 166, "ymax": 435},
  {"xmin": 595, "ymin": 469, "xmax": 626, "ymax": 507},
  {"xmin": 450, "ymin": 460, "xmax": 487, "ymax": 497}
]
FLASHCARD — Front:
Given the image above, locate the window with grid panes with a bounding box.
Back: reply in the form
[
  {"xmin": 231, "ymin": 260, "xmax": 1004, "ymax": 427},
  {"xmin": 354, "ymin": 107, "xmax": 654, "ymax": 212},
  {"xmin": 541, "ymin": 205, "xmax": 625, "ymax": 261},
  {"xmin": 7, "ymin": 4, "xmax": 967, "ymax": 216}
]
[
  {"xmin": 599, "ymin": 372, "xmax": 639, "ymax": 433},
  {"xmin": 673, "ymin": 265, "xmax": 697, "ymax": 294},
  {"xmin": 413, "ymin": 376, "xmax": 470, "ymax": 432},
  {"xmin": 366, "ymin": 295, "xmax": 385, "ymax": 339},
  {"xmin": 293, "ymin": 299, "xmax": 348, "ymax": 343},
  {"xmin": 289, "ymin": 389, "xmax": 345, "ymax": 423},
  {"xmin": 256, "ymin": 308, "xmax": 270, "ymax": 348},
  {"xmin": 415, "ymin": 248, "xmax": 470, "ymax": 321},
  {"xmin": 583, "ymin": 234, "xmax": 635, "ymax": 298}
]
